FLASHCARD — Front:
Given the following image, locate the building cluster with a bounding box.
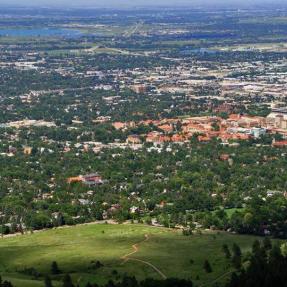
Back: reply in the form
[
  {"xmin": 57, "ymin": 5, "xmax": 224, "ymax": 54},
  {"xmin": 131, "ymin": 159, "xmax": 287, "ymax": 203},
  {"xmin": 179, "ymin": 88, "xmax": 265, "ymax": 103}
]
[
  {"xmin": 112, "ymin": 110, "xmax": 287, "ymax": 145},
  {"xmin": 3, "ymin": 42, "xmax": 286, "ymax": 112},
  {"xmin": 3, "ymin": 108, "xmax": 287, "ymax": 160},
  {"xmin": 267, "ymin": 107, "xmax": 287, "ymax": 130},
  {"xmin": 0, "ymin": 120, "xmax": 56, "ymax": 129}
]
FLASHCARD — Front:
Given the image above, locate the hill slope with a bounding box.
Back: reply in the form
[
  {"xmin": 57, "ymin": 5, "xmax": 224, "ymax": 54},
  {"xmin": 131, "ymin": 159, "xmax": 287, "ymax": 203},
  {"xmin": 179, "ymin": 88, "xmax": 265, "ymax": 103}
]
[{"xmin": 0, "ymin": 224, "xmax": 261, "ymax": 286}]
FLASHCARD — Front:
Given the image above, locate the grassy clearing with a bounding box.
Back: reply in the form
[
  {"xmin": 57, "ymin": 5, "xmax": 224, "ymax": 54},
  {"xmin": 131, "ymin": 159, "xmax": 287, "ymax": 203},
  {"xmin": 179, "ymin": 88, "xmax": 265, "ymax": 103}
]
[
  {"xmin": 0, "ymin": 223, "xmax": 263, "ymax": 287},
  {"xmin": 211, "ymin": 208, "xmax": 245, "ymax": 218}
]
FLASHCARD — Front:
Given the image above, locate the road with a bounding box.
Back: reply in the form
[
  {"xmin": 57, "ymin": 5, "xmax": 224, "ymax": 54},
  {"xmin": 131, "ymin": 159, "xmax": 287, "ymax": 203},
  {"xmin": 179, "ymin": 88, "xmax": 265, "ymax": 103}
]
[{"xmin": 124, "ymin": 21, "xmax": 144, "ymax": 37}]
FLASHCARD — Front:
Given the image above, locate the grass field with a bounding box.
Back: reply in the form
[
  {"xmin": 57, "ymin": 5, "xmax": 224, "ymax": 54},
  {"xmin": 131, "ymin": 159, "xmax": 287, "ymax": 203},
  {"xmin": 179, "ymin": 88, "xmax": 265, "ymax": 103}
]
[
  {"xmin": 215, "ymin": 42, "xmax": 287, "ymax": 52},
  {"xmin": 0, "ymin": 223, "xmax": 263, "ymax": 287}
]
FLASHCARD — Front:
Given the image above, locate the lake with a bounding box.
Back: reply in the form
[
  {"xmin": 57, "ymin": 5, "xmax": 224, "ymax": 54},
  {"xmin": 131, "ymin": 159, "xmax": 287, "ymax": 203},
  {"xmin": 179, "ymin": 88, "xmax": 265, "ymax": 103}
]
[
  {"xmin": 0, "ymin": 27, "xmax": 84, "ymax": 38},
  {"xmin": 180, "ymin": 48, "xmax": 219, "ymax": 56}
]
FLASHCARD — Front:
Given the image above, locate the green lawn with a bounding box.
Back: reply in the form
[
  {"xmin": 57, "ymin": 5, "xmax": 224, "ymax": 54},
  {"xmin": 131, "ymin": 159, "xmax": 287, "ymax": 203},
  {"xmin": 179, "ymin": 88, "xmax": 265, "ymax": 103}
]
[{"xmin": 0, "ymin": 224, "xmax": 263, "ymax": 287}]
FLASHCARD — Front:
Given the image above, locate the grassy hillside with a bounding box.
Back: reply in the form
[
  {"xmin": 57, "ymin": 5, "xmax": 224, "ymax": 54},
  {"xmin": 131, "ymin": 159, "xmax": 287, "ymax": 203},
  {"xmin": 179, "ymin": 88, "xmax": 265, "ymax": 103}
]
[{"xmin": 0, "ymin": 224, "xmax": 262, "ymax": 287}]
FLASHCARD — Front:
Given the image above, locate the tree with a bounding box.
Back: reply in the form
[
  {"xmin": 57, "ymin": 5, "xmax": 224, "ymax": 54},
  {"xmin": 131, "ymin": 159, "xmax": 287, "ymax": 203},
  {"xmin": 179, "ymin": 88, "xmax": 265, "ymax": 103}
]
[
  {"xmin": 121, "ymin": 276, "xmax": 139, "ymax": 287},
  {"xmin": 222, "ymin": 244, "xmax": 231, "ymax": 259},
  {"xmin": 51, "ymin": 261, "xmax": 61, "ymax": 275},
  {"xmin": 62, "ymin": 274, "xmax": 74, "ymax": 287},
  {"xmin": 44, "ymin": 275, "xmax": 53, "ymax": 287},
  {"xmin": 226, "ymin": 239, "xmax": 287, "ymax": 287},
  {"xmin": 203, "ymin": 260, "xmax": 212, "ymax": 273},
  {"xmin": 1, "ymin": 281, "xmax": 14, "ymax": 287},
  {"xmin": 263, "ymin": 237, "xmax": 272, "ymax": 251},
  {"xmin": 269, "ymin": 244, "xmax": 283, "ymax": 265},
  {"xmin": 232, "ymin": 243, "xmax": 242, "ymax": 257},
  {"xmin": 105, "ymin": 280, "xmax": 115, "ymax": 287},
  {"xmin": 252, "ymin": 240, "xmax": 261, "ymax": 255},
  {"xmin": 280, "ymin": 243, "xmax": 287, "ymax": 258},
  {"xmin": 232, "ymin": 243, "xmax": 242, "ymax": 269}
]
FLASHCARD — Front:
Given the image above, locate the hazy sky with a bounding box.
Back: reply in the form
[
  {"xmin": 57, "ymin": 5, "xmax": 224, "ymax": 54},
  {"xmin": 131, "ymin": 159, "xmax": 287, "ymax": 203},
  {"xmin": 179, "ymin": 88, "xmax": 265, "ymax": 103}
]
[{"xmin": 0, "ymin": 0, "xmax": 286, "ymax": 8}]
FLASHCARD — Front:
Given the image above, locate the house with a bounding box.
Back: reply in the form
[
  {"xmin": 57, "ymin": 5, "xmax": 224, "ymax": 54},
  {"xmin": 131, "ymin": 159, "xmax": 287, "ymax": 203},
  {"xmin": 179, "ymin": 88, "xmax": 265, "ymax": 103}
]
[
  {"xmin": 251, "ymin": 128, "xmax": 266, "ymax": 138},
  {"xmin": 267, "ymin": 107, "xmax": 287, "ymax": 130},
  {"xmin": 130, "ymin": 206, "xmax": 139, "ymax": 214},
  {"xmin": 112, "ymin": 121, "xmax": 135, "ymax": 130},
  {"xmin": 23, "ymin": 146, "xmax": 33, "ymax": 155},
  {"xmin": 272, "ymin": 140, "xmax": 287, "ymax": 147},
  {"xmin": 131, "ymin": 85, "xmax": 147, "ymax": 94},
  {"xmin": 171, "ymin": 134, "xmax": 185, "ymax": 142},
  {"xmin": 213, "ymin": 103, "xmax": 233, "ymax": 114},
  {"xmin": 146, "ymin": 131, "xmax": 161, "ymax": 143},
  {"xmin": 82, "ymin": 173, "xmax": 104, "ymax": 186},
  {"xmin": 158, "ymin": 124, "xmax": 173, "ymax": 133},
  {"xmin": 220, "ymin": 154, "xmax": 230, "ymax": 161},
  {"xmin": 67, "ymin": 173, "xmax": 104, "ymax": 186},
  {"xmin": 267, "ymin": 190, "xmax": 283, "ymax": 197},
  {"xmin": 198, "ymin": 135, "xmax": 211, "ymax": 142},
  {"xmin": 8, "ymin": 146, "xmax": 17, "ymax": 154},
  {"xmin": 112, "ymin": 122, "xmax": 126, "ymax": 130},
  {"xmin": 126, "ymin": 135, "xmax": 142, "ymax": 144},
  {"xmin": 108, "ymin": 204, "xmax": 121, "ymax": 214},
  {"xmin": 67, "ymin": 176, "xmax": 82, "ymax": 184},
  {"xmin": 78, "ymin": 199, "xmax": 90, "ymax": 205}
]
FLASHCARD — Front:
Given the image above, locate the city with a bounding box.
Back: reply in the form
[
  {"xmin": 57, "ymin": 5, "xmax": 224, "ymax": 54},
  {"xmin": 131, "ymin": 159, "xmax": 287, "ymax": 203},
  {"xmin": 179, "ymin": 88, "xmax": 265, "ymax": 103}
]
[{"xmin": 0, "ymin": 1, "xmax": 287, "ymax": 287}]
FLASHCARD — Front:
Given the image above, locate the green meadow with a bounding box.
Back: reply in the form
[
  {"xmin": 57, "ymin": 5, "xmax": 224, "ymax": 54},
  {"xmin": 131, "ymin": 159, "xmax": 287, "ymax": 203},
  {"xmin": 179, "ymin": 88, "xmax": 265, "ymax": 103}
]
[{"xmin": 0, "ymin": 224, "xmax": 262, "ymax": 287}]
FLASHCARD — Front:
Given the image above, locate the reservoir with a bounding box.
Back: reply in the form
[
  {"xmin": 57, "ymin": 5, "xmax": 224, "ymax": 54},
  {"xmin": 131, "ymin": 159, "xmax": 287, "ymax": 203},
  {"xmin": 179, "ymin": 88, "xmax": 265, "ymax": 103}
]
[{"xmin": 0, "ymin": 27, "xmax": 83, "ymax": 37}]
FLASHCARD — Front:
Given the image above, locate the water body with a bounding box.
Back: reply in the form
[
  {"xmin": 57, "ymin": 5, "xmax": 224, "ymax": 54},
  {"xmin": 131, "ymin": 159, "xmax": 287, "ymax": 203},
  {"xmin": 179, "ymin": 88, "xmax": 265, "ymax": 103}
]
[
  {"xmin": 0, "ymin": 28, "xmax": 84, "ymax": 38},
  {"xmin": 180, "ymin": 48, "xmax": 218, "ymax": 55}
]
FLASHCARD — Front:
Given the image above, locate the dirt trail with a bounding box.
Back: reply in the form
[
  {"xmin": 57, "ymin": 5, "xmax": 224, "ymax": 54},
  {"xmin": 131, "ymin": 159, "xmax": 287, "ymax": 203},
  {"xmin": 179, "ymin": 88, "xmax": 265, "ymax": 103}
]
[
  {"xmin": 121, "ymin": 234, "xmax": 149, "ymax": 263},
  {"xmin": 120, "ymin": 234, "xmax": 167, "ymax": 279}
]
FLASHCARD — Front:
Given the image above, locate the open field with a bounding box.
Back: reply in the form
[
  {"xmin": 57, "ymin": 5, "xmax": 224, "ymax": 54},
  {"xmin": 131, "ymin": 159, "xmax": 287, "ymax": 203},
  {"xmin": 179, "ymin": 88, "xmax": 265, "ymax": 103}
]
[
  {"xmin": 0, "ymin": 223, "xmax": 264, "ymax": 287},
  {"xmin": 215, "ymin": 42, "xmax": 287, "ymax": 52}
]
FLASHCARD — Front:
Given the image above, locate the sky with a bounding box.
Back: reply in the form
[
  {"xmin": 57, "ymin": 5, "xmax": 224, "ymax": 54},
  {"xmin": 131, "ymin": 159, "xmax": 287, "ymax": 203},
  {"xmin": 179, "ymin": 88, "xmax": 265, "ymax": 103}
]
[{"xmin": 0, "ymin": 0, "xmax": 286, "ymax": 8}]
